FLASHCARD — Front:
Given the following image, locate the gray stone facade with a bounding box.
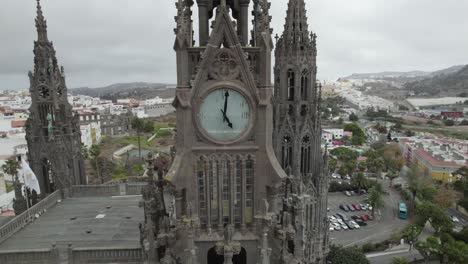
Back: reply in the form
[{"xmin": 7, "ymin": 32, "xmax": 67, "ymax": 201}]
[
  {"xmin": 100, "ymin": 112, "xmax": 133, "ymax": 137},
  {"xmin": 273, "ymin": 0, "xmax": 330, "ymax": 262},
  {"xmin": 25, "ymin": 0, "xmax": 86, "ymax": 194},
  {"xmin": 138, "ymin": 0, "xmax": 329, "ymax": 263}
]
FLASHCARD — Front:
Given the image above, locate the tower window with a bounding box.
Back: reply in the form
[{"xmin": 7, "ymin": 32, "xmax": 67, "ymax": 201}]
[
  {"xmin": 287, "ymin": 70, "xmax": 295, "ymax": 101},
  {"xmin": 301, "ymin": 70, "xmax": 308, "ymax": 100},
  {"xmin": 281, "ymin": 135, "xmax": 293, "ymax": 170},
  {"xmin": 300, "ymin": 135, "xmax": 312, "ymax": 175}
]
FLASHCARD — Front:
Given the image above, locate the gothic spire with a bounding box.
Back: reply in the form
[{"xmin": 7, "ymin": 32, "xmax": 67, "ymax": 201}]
[
  {"xmin": 279, "ymin": 0, "xmax": 314, "ymax": 48},
  {"xmin": 35, "ymin": 0, "xmax": 48, "ymax": 42}
]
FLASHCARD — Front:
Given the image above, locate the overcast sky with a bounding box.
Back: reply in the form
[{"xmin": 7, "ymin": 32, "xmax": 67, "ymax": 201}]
[{"xmin": 1, "ymin": 0, "xmax": 467, "ymax": 90}]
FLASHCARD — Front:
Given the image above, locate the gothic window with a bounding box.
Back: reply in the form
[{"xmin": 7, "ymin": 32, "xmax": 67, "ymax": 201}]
[
  {"xmin": 300, "ymin": 135, "xmax": 312, "ymax": 175},
  {"xmin": 197, "ymin": 154, "xmax": 255, "ymax": 228},
  {"xmin": 245, "ymin": 156, "xmax": 254, "ymax": 224},
  {"xmin": 209, "ymin": 158, "xmax": 219, "ymax": 227},
  {"xmin": 287, "ymin": 69, "xmax": 295, "ymax": 101},
  {"xmin": 222, "ymin": 159, "xmax": 231, "ymax": 225},
  {"xmin": 301, "ymin": 70, "xmax": 308, "ymax": 100},
  {"xmin": 234, "ymin": 157, "xmax": 242, "ymax": 226},
  {"xmin": 281, "ymin": 135, "xmax": 293, "ymax": 170},
  {"xmin": 197, "ymin": 158, "xmax": 207, "ymax": 226}
]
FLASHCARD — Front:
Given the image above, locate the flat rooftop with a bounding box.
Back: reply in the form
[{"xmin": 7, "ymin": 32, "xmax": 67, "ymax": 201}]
[{"xmin": 0, "ymin": 196, "xmax": 143, "ymax": 250}]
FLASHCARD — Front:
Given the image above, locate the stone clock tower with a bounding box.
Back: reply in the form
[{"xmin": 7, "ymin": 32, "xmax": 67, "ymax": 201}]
[
  {"xmin": 168, "ymin": 0, "xmax": 285, "ymax": 261},
  {"xmin": 25, "ymin": 0, "xmax": 86, "ymax": 195},
  {"xmin": 140, "ymin": 1, "xmax": 328, "ymax": 263}
]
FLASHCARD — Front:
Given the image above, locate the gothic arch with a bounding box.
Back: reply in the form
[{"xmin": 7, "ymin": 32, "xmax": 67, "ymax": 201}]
[
  {"xmin": 301, "ymin": 69, "xmax": 309, "ymax": 101},
  {"xmin": 287, "ymin": 69, "xmax": 295, "ymax": 101},
  {"xmin": 300, "ymin": 134, "xmax": 312, "ymax": 175}
]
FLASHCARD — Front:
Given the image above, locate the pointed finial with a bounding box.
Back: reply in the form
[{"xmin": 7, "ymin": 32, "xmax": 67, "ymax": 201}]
[
  {"xmin": 221, "ymin": 0, "xmax": 227, "ymax": 8},
  {"xmin": 35, "ymin": 0, "xmax": 48, "ymax": 42}
]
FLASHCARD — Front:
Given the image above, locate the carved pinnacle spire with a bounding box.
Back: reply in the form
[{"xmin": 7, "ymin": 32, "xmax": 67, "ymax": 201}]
[
  {"xmin": 35, "ymin": 0, "xmax": 48, "ymax": 42},
  {"xmin": 280, "ymin": 0, "xmax": 314, "ymax": 47}
]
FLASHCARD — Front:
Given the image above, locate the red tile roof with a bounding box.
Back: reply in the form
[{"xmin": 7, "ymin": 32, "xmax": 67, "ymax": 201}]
[
  {"xmin": 11, "ymin": 120, "xmax": 26, "ymax": 128},
  {"xmin": 414, "ymin": 148, "xmax": 459, "ymax": 168}
]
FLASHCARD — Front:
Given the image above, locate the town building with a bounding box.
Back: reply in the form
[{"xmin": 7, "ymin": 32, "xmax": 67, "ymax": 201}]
[{"xmin": 399, "ymin": 137, "xmax": 467, "ymax": 183}]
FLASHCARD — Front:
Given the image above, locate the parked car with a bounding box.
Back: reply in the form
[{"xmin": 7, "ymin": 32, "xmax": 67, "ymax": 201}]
[
  {"xmin": 341, "ymin": 224, "xmax": 349, "ymax": 230},
  {"xmin": 334, "ymin": 225, "xmax": 341, "ymax": 231},
  {"xmin": 349, "ymin": 220, "xmax": 360, "ymax": 229},
  {"xmin": 366, "ymin": 214, "xmax": 374, "ymax": 220},
  {"xmin": 451, "ymin": 216, "xmax": 460, "ymax": 223},
  {"xmin": 359, "ymin": 204, "xmax": 367, "ymax": 210},
  {"xmin": 350, "ymin": 190, "xmax": 356, "ymax": 196},
  {"xmin": 339, "ymin": 204, "xmax": 349, "ymax": 212},
  {"xmin": 345, "ymin": 221, "xmax": 354, "ymax": 230},
  {"xmin": 352, "ymin": 203, "xmax": 361, "ymax": 211},
  {"xmin": 351, "ymin": 215, "xmax": 360, "ymax": 220},
  {"xmin": 329, "ymin": 226, "xmax": 335, "ymax": 231},
  {"xmin": 347, "ymin": 204, "xmax": 355, "ymax": 212},
  {"xmin": 355, "ymin": 219, "xmax": 367, "ymax": 226},
  {"xmin": 329, "ymin": 215, "xmax": 337, "ymax": 221},
  {"xmin": 336, "ymin": 213, "xmax": 348, "ymax": 221},
  {"xmin": 359, "ymin": 189, "xmax": 367, "ymax": 195},
  {"xmin": 360, "ymin": 215, "xmax": 369, "ymax": 221},
  {"xmin": 344, "ymin": 191, "xmax": 351, "ymax": 196}
]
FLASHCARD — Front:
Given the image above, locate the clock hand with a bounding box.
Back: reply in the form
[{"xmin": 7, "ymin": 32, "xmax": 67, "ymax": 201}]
[
  {"xmin": 220, "ymin": 109, "xmax": 233, "ymax": 129},
  {"xmin": 223, "ymin": 90, "xmax": 229, "ymax": 122}
]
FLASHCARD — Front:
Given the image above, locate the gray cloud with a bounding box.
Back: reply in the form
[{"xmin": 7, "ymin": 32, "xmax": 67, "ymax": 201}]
[{"xmin": 1, "ymin": 0, "xmax": 467, "ymax": 90}]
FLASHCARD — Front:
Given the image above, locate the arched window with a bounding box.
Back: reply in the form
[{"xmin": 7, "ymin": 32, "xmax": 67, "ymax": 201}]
[
  {"xmin": 287, "ymin": 69, "xmax": 295, "ymax": 101},
  {"xmin": 281, "ymin": 135, "xmax": 293, "ymax": 170},
  {"xmin": 197, "ymin": 157, "xmax": 207, "ymax": 227},
  {"xmin": 245, "ymin": 156, "xmax": 254, "ymax": 224},
  {"xmin": 209, "ymin": 158, "xmax": 219, "ymax": 228},
  {"xmin": 301, "ymin": 70, "xmax": 308, "ymax": 100},
  {"xmin": 300, "ymin": 135, "xmax": 311, "ymax": 175}
]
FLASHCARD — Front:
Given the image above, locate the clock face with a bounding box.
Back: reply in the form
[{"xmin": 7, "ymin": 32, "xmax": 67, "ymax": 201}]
[{"xmin": 199, "ymin": 88, "xmax": 251, "ymax": 142}]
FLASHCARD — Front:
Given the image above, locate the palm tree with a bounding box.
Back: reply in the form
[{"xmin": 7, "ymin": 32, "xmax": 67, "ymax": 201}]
[
  {"xmin": 1, "ymin": 158, "xmax": 20, "ymax": 180},
  {"xmin": 374, "ymin": 157, "xmax": 385, "ymax": 178},
  {"xmin": 352, "ymin": 172, "xmax": 368, "ymax": 192},
  {"xmin": 368, "ymin": 187, "xmax": 384, "ymax": 217},
  {"xmin": 131, "ymin": 117, "xmax": 145, "ymax": 159},
  {"xmin": 89, "ymin": 144, "xmax": 102, "ymax": 184}
]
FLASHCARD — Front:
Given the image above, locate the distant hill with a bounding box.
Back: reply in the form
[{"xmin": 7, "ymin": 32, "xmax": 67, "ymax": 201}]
[
  {"xmin": 71, "ymin": 82, "xmax": 175, "ymax": 101},
  {"xmin": 404, "ymin": 65, "xmax": 468, "ymax": 96},
  {"xmin": 342, "ymin": 65, "xmax": 465, "ymax": 84}
]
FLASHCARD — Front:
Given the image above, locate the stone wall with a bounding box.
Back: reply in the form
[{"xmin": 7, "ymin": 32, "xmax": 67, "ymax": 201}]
[{"xmin": 71, "ymin": 184, "xmax": 146, "ymax": 197}]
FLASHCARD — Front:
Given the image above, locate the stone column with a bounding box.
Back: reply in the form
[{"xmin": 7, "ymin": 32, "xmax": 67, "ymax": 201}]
[
  {"xmin": 198, "ymin": 2, "xmax": 209, "ymax": 46},
  {"xmin": 238, "ymin": 2, "xmax": 250, "ymax": 46}
]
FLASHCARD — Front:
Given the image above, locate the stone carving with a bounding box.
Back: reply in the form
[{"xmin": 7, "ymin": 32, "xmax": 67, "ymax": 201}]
[{"xmin": 209, "ymin": 50, "xmax": 241, "ymax": 81}]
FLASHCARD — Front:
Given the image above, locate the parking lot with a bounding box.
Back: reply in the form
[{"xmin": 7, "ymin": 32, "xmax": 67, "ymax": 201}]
[{"xmin": 328, "ymin": 181, "xmax": 409, "ymax": 247}]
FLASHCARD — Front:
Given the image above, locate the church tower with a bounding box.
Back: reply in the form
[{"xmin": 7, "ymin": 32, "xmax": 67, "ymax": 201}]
[
  {"xmin": 273, "ymin": 0, "xmax": 330, "ymax": 262},
  {"xmin": 167, "ymin": 0, "xmax": 288, "ymax": 262},
  {"xmin": 25, "ymin": 0, "xmax": 86, "ymax": 194}
]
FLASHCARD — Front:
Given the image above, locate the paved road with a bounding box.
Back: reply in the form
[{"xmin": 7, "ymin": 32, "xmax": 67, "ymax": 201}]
[
  {"xmin": 328, "ymin": 179, "xmax": 408, "ymax": 247},
  {"xmin": 367, "ymin": 249, "xmax": 436, "ymax": 264}
]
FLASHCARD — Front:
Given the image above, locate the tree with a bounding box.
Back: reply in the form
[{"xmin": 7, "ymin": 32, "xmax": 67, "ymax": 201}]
[
  {"xmin": 453, "ymin": 166, "xmax": 468, "ymax": 178},
  {"xmin": 349, "ymin": 112, "xmax": 359, "ymax": 121},
  {"xmin": 444, "ymin": 119, "xmax": 455, "ymax": 126},
  {"xmin": 1, "ymin": 158, "xmax": 20, "ymax": 179},
  {"xmin": 460, "ymin": 119, "xmax": 468, "ymax": 126},
  {"xmin": 434, "ymin": 187, "xmax": 459, "ymax": 209},
  {"xmin": 327, "ymin": 245, "xmax": 370, "ymax": 264},
  {"xmin": 329, "ymin": 158, "xmax": 338, "ymax": 173},
  {"xmin": 144, "ymin": 120, "xmax": 155, "ymax": 133},
  {"xmin": 368, "ymin": 187, "xmax": 384, "ymax": 217},
  {"xmin": 358, "ymin": 161, "xmax": 367, "ymax": 172},
  {"xmin": 131, "ymin": 117, "xmax": 145, "ymax": 158},
  {"xmin": 402, "ymin": 224, "xmax": 422, "ymax": 250},
  {"xmin": 415, "ymin": 201, "xmax": 453, "ymax": 233},
  {"xmin": 81, "ymin": 143, "xmax": 89, "ymax": 159},
  {"xmin": 89, "ymin": 144, "xmax": 102, "ymax": 184},
  {"xmin": 387, "ymin": 171, "xmax": 399, "ymax": 187},
  {"xmin": 338, "ymin": 166, "xmax": 348, "ymax": 177},
  {"xmin": 352, "ymin": 172, "xmax": 368, "ymax": 192},
  {"xmin": 343, "ymin": 123, "xmax": 366, "ymax": 146},
  {"xmin": 391, "ymin": 257, "xmax": 409, "ymax": 264},
  {"xmin": 415, "ymin": 236, "xmax": 440, "ymax": 264}
]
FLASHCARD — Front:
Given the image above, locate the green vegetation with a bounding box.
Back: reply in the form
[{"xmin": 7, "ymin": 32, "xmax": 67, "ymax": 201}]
[
  {"xmin": 368, "ymin": 186, "xmax": 384, "ymax": 217},
  {"xmin": 343, "ymin": 122, "xmax": 366, "ymax": 146},
  {"xmin": 89, "ymin": 144, "xmax": 102, "ymax": 183},
  {"xmin": 1, "ymin": 158, "xmax": 20, "ymax": 179},
  {"xmin": 444, "ymin": 119, "xmax": 455, "ymax": 126},
  {"xmin": 391, "ymin": 257, "xmax": 409, "ymax": 264},
  {"xmin": 327, "ymin": 245, "xmax": 369, "ymax": 264},
  {"xmin": 6, "ymin": 182, "xmax": 14, "ymax": 193},
  {"xmin": 349, "ymin": 112, "xmax": 359, "ymax": 121},
  {"xmin": 453, "ymin": 167, "xmax": 468, "ymax": 211}
]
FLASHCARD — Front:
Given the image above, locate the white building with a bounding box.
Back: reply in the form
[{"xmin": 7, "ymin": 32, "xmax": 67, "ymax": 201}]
[{"xmin": 323, "ymin": 128, "xmax": 344, "ymax": 140}]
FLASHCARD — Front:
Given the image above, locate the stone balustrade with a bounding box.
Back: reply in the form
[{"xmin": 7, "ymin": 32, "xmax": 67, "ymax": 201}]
[
  {"xmin": 71, "ymin": 184, "xmax": 145, "ymax": 197},
  {"xmin": 0, "ymin": 190, "xmax": 62, "ymax": 245}
]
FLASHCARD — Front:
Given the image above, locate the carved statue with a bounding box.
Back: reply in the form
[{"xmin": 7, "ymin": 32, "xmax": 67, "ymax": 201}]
[{"xmin": 46, "ymin": 113, "xmax": 54, "ymax": 139}]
